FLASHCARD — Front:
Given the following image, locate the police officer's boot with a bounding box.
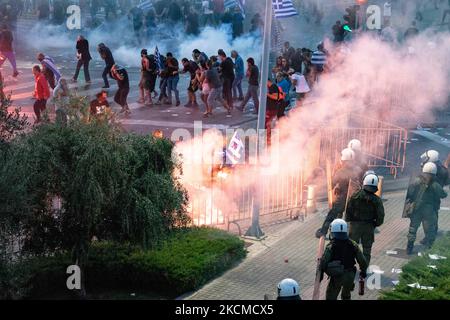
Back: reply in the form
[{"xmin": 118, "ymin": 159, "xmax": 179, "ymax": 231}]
[{"xmin": 406, "ymin": 241, "xmax": 414, "ymax": 255}]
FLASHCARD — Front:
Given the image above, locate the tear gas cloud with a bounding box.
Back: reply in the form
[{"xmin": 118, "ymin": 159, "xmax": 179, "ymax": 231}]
[
  {"xmin": 24, "ymin": 19, "xmax": 262, "ymax": 68},
  {"xmin": 176, "ymin": 30, "xmax": 450, "ymax": 224}
]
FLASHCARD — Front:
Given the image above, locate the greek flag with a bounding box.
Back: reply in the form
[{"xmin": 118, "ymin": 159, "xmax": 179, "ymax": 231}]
[
  {"xmin": 224, "ymin": 0, "xmax": 246, "ymax": 17},
  {"xmin": 272, "ymin": 0, "xmax": 298, "ymax": 18},
  {"xmin": 154, "ymin": 46, "xmax": 163, "ymax": 70},
  {"xmin": 138, "ymin": 0, "xmax": 153, "ymax": 11},
  {"xmin": 226, "ymin": 131, "xmax": 245, "ymax": 165}
]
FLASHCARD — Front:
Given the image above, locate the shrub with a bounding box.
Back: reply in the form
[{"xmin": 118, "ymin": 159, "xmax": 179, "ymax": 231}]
[
  {"xmin": 0, "ymin": 228, "xmax": 246, "ymax": 299},
  {"xmin": 380, "ymin": 233, "xmax": 450, "ymax": 300}
]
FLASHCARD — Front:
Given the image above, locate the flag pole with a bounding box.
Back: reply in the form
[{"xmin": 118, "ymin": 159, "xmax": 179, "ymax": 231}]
[{"xmin": 244, "ymin": 0, "xmax": 272, "ymax": 239}]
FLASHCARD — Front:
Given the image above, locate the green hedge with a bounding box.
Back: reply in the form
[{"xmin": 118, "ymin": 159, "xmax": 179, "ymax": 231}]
[
  {"xmin": 380, "ymin": 233, "xmax": 450, "ymax": 300},
  {"xmin": 1, "ymin": 227, "xmax": 246, "ymax": 299}
]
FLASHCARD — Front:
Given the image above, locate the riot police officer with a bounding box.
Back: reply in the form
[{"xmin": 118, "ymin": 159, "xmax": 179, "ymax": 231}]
[
  {"xmin": 315, "ymin": 148, "xmax": 362, "ymax": 238},
  {"xmin": 345, "ymin": 173, "xmax": 385, "ymax": 265},
  {"xmin": 406, "ymin": 162, "xmax": 447, "ymax": 254},
  {"xmin": 320, "ymin": 219, "xmax": 368, "ymax": 300}
]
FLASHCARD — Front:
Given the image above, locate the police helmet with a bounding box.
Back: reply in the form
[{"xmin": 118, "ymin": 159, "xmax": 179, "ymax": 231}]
[
  {"xmin": 341, "ymin": 148, "xmax": 355, "ymax": 161},
  {"xmin": 277, "ymin": 279, "xmax": 301, "ymax": 300},
  {"xmin": 422, "ymin": 162, "xmax": 437, "ymax": 175},
  {"xmin": 348, "ymin": 139, "xmax": 362, "ymax": 152},
  {"xmin": 420, "ymin": 150, "xmax": 439, "ymax": 163}
]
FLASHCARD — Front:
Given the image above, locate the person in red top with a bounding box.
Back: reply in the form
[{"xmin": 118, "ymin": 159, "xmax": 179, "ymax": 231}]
[{"xmin": 32, "ymin": 65, "xmax": 50, "ymax": 123}]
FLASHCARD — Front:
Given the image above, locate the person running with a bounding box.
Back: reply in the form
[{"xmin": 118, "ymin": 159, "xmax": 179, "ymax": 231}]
[
  {"xmin": 238, "ymin": 57, "xmax": 259, "ymax": 113},
  {"xmin": 218, "ymin": 49, "xmax": 235, "ymax": 111},
  {"xmin": 0, "ymin": 24, "xmax": 19, "ymax": 77},
  {"xmin": 205, "ymin": 59, "xmax": 230, "ymax": 117},
  {"xmin": 231, "ymin": 50, "xmax": 244, "ymax": 101},
  {"xmin": 37, "ymin": 53, "xmax": 61, "ymax": 90},
  {"xmin": 72, "ymin": 35, "xmax": 92, "ymax": 84},
  {"xmin": 138, "ymin": 49, "xmax": 156, "ymax": 106},
  {"xmin": 166, "ymin": 52, "xmax": 180, "ymax": 106},
  {"xmin": 32, "ymin": 65, "xmax": 50, "ymax": 124},
  {"xmin": 97, "ymin": 43, "xmax": 115, "ymax": 89},
  {"xmin": 155, "ymin": 53, "xmax": 170, "ymax": 105},
  {"xmin": 111, "ymin": 64, "xmax": 131, "ymax": 115},
  {"xmin": 181, "ymin": 57, "xmax": 199, "ymax": 108},
  {"xmin": 196, "ymin": 62, "xmax": 209, "ymax": 116}
]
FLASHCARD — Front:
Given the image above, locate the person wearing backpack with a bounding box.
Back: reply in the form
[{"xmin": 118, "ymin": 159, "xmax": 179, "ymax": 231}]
[
  {"xmin": 405, "ymin": 162, "xmax": 447, "ymax": 254},
  {"xmin": 265, "ymin": 78, "xmax": 285, "ymax": 147},
  {"xmin": 320, "ymin": 219, "xmax": 368, "ymax": 300}
]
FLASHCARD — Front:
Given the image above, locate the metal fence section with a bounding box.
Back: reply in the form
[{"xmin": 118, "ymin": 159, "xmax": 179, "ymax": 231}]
[
  {"xmin": 318, "ymin": 113, "xmax": 408, "ymax": 177},
  {"xmin": 185, "ymin": 164, "xmax": 308, "ymax": 230}
]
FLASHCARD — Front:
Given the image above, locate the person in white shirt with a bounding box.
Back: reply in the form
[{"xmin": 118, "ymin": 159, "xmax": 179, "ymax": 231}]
[{"xmin": 290, "ymin": 72, "xmax": 310, "ymax": 108}]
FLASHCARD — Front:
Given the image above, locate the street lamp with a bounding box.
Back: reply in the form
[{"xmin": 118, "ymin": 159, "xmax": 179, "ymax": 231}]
[{"xmin": 244, "ymin": 0, "xmax": 273, "ymax": 239}]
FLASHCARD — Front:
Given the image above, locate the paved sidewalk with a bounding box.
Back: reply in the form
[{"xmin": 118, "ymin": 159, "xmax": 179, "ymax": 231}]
[{"xmin": 185, "ymin": 190, "xmax": 450, "ymax": 300}]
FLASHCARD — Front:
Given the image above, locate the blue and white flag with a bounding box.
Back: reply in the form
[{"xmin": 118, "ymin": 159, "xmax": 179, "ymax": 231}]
[
  {"xmin": 226, "ymin": 131, "xmax": 245, "ymax": 165},
  {"xmin": 138, "ymin": 0, "xmax": 153, "ymax": 11},
  {"xmin": 154, "ymin": 46, "xmax": 163, "ymax": 70},
  {"xmin": 224, "ymin": 0, "xmax": 246, "ymax": 17},
  {"xmin": 272, "ymin": 0, "xmax": 298, "ymax": 18}
]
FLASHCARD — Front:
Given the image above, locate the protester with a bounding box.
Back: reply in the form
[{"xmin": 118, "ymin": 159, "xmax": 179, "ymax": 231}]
[
  {"xmin": 153, "ymin": 52, "xmax": 168, "ymax": 105},
  {"xmin": 205, "ymin": 59, "xmax": 230, "ymax": 117},
  {"xmin": 32, "ymin": 65, "xmax": 50, "ymax": 124},
  {"xmin": 218, "ymin": 49, "xmax": 235, "ymax": 111},
  {"xmin": 72, "ymin": 35, "xmax": 92, "ymax": 84},
  {"xmin": 36, "ymin": 53, "xmax": 60, "ymax": 90},
  {"xmin": 231, "ymin": 50, "xmax": 244, "ymax": 101},
  {"xmin": 275, "ymin": 72, "xmax": 291, "ymax": 119},
  {"xmin": 332, "ymin": 20, "xmax": 345, "ymax": 42},
  {"xmin": 97, "ymin": 43, "xmax": 115, "ymax": 89},
  {"xmin": 138, "ymin": 49, "xmax": 156, "ymax": 106},
  {"xmin": 281, "ymin": 42, "xmax": 296, "ymax": 64},
  {"xmin": 266, "ymin": 78, "xmax": 285, "ymax": 146},
  {"xmin": 290, "ymin": 72, "xmax": 310, "ymax": 108},
  {"xmin": 0, "ymin": 24, "xmax": 19, "ymax": 77},
  {"xmin": 290, "ymin": 49, "xmax": 304, "ymax": 74},
  {"xmin": 196, "ymin": 62, "xmax": 209, "ymax": 116},
  {"xmin": 90, "ymin": 90, "xmax": 112, "ymax": 121},
  {"xmin": 311, "ymin": 42, "xmax": 327, "ymax": 83},
  {"xmin": 280, "ymin": 57, "xmax": 295, "ymax": 75},
  {"xmin": 111, "ymin": 64, "xmax": 131, "ymax": 115},
  {"xmin": 181, "ymin": 57, "xmax": 199, "ymax": 108},
  {"xmin": 166, "ymin": 52, "xmax": 180, "ymax": 106},
  {"xmin": 238, "ymin": 57, "xmax": 259, "ymax": 113},
  {"xmin": 52, "ymin": 77, "xmax": 70, "ymax": 123},
  {"xmin": 272, "ymin": 56, "xmax": 283, "ymax": 75}
]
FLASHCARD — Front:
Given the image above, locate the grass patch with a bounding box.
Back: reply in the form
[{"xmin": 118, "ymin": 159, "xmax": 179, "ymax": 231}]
[
  {"xmin": 380, "ymin": 233, "xmax": 450, "ymax": 300},
  {"xmin": 1, "ymin": 227, "xmax": 246, "ymax": 299}
]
